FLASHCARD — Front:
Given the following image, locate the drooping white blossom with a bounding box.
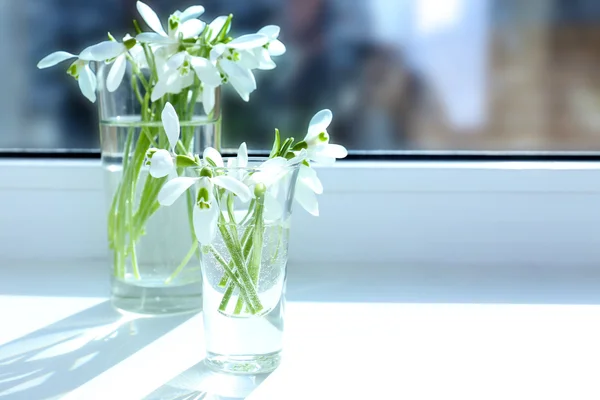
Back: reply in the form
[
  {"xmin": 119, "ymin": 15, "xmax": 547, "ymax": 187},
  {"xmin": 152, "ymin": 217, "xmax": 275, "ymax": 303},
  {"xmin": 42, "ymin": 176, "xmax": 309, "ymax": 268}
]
[
  {"xmin": 80, "ymin": 39, "xmax": 133, "ymax": 92},
  {"xmin": 302, "ymin": 109, "xmax": 348, "ymax": 165},
  {"xmin": 38, "ymin": 47, "xmax": 104, "ymax": 102},
  {"xmin": 136, "ymin": 1, "xmax": 205, "ymax": 57},
  {"xmin": 252, "ymin": 25, "xmax": 287, "ymax": 70},
  {"xmin": 147, "ymin": 102, "xmax": 180, "ymax": 178}
]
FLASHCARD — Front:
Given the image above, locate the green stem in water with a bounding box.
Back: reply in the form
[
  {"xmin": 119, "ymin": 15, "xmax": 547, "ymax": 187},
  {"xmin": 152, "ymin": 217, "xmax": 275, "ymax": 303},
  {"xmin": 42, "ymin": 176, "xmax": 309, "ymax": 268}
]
[
  {"xmin": 220, "ymin": 217, "xmax": 258, "ymax": 313},
  {"xmin": 209, "ymin": 245, "xmax": 257, "ymax": 314},
  {"xmin": 165, "ymin": 241, "xmax": 199, "ymax": 284},
  {"xmin": 239, "ymin": 199, "xmax": 256, "ymax": 226},
  {"xmin": 218, "ymin": 224, "xmax": 254, "ymax": 288},
  {"xmin": 248, "ymin": 197, "xmax": 265, "ymax": 284},
  {"xmin": 233, "ymin": 196, "xmax": 265, "ymax": 313},
  {"xmin": 130, "ymin": 240, "xmax": 141, "ymax": 279},
  {"xmin": 217, "ymin": 224, "xmax": 263, "ymax": 313},
  {"xmin": 186, "ymin": 190, "xmax": 201, "ymax": 259}
]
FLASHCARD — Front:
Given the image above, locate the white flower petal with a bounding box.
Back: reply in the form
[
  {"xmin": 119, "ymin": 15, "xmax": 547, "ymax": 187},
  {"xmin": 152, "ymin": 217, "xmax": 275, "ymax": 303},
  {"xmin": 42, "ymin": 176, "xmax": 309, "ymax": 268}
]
[
  {"xmin": 288, "ymin": 149, "xmax": 308, "ymax": 165},
  {"xmin": 211, "ymin": 176, "xmax": 252, "ymax": 203},
  {"xmin": 210, "ymin": 44, "xmax": 227, "ymax": 63},
  {"xmin": 161, "ymin": 102, "xmax": 180, "ymax": 150},
  {"xmin": 294, "ymin": 181, "xmax": 319, "ymax": 216},
  {"xmin": 151, "ymin": 75, "xmax": 171, "ymax": 101},
  {"xmin": 167, "ymin": 51, "xmax": 186, "ymax": 70},
  {"xmin": 254, "ymin": 48, "xmax": 276, "ymax": 70},
  {"xmin": 80, "ymin": 41, "xmax": 124, "ymax": 61},
  {"xmin": 251, "ymin": 157, "xmax": 288, "ymax": 187},
  {"xmin": 203, "ymin": 147, "xmax": 224, "ymax": 167},
  {"xmin": 268, "ymin": 39, "xmax": 286, "ymax": 57},
  {"xmin": 229, "ymin": 77, "xmax": 253, "ymax": 102},
  {"xmin": 193, "ymin": 201, "xmax": 219, "ymax": 244},
  {"xmin": 107, "ymin": 55, "xmax": 127, "ymax": 92},
  {"xmin": 260, "ymin": 157, "xmax": 288, "ymax": 169},
  {"xmin": 178, "ymin": 19, "xmax": 205, "ymax": 39},
  {"xmin": 149, "ymin": 149, "xmax": 174, "ymax": 179},
  {"xmin": 190, "ymin": 57, "xmax": 222, "ymax": 87},
  {"xmin": 264, "ymin": 191, "xmax": 283, "ymax": 221},
  {"xmin": 220, "ymin": 60, "xmax": 256, "ymax": 102},
  {"xmin": 157, "ymin": 176, "xmax": 199, "ymax": 206},
  {"xmin": 202, "ymin": 85, "xmax": 216, "ymax": 115},
  {"xmin": 299, "ymin": 165, "xmax": 323, "ymax": 194},
  {"xmin": 307, "ymin": 109, "xmax": 333, "ymax": 138},
  {"xmin": 308, "ymin": 152, "xmax": 336, "ymax": 166},
  {"xmin": 237, "ymin": 50, "xmax": 260, "ymax": 70},
  {"xmin": 320, "ymin": 143, "xmax": 348, "ymax": 159},
  {"xmin": 227, "ymin": 34, "xmax": 269, "ymax": 50},
  {"xmin": 208, "ymin": 16, "xmax": 230, "ymax": 42},
  {"xmin": 258, "ymin": 25, "xmax": 280, "ymax": 40},
  {"xmin": 78, "ymin": 64, "xmax": 97, "ymax": 103},
  {"xmin": 237, "ymin": 143, "xmax": 248, "ymax": 168},
  {"xmin": 136, "ymin": 1, "xmax": 167, "ymax": 36},
  {"xmin": 179, "ymin": 5, "xmax": 205, "ymax": 22},
  {"xmin": 37, "ymin": 51, "xmax": 76, "ymax": 69},
  {"xmin": 136, "ymin": 32, "xmax": 173, "ymax": 44}
]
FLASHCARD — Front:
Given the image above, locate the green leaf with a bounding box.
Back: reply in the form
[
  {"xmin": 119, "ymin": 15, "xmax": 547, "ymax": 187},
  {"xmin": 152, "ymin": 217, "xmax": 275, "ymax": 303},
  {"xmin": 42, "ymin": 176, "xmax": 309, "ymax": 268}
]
[
  {"xmin": 292, "ymin": 141, "xmax": 307, "ymax": 151},
  {"xmin": 216, "ymin": 14, "xmax": 233, "ymax": 43},
  {"xmin": 279, "ymin": 137, "xmax": 294, "ymax": 157},
  {"xmin": 132, "ymin": 19, "xmax": 142, "ymax": 35},
  {"xmin": 176, "ymin": 154, "xmax": 200, "ymax": 168},
  {"xmin": 269, "ymin": 128, "xmax": 281, "ymax": 158}
]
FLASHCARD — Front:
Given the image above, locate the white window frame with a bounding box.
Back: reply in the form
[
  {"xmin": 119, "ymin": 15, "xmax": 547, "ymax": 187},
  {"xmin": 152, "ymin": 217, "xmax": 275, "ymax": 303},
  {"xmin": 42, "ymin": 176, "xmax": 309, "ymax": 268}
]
[{"xmin": 2, "ymin": 159, "xmax": 600, "ymax": 267}]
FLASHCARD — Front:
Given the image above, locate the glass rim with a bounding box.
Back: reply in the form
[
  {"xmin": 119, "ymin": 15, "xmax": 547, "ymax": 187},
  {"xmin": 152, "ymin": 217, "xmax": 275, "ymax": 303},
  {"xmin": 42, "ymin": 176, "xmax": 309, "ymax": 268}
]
[{"xmin": 185, "ymin": 157, "xmax": 302, "ymax": 171}]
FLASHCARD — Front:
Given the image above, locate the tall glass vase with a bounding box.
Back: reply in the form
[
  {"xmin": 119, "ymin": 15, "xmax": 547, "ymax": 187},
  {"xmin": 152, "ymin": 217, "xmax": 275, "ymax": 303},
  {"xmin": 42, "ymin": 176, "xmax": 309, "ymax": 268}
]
[
  {"xmin": 194, "ymin": 159, "xmax": 300, "ymax": 374},
  {"xmin": 97, "ymin": 62, "xmax": 221, "ymax": 315}
]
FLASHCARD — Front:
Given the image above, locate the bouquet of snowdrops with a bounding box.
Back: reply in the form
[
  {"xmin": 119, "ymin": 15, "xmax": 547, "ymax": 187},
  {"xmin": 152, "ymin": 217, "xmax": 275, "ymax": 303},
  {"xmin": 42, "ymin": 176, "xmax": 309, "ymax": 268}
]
[
  {"xmin": 152, "ymin": 102, "xmax": 346, "ymax": 311},
  {"xmin": 36, "ymin": 1, "xmax": 347, "ymax": 294}
]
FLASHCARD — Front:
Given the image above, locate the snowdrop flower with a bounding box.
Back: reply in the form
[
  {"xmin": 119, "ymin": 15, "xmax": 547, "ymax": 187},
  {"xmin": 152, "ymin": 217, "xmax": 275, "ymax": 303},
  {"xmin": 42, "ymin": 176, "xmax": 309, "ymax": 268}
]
[
  {"xmin": 226, "ymin": 143, "xmax": 249, "ymax": 181},
  {"xmin": 80, "ymin": 39, "xmax": 136, "ymax": 92},
  {"xmin": 136, "ymin": 1, "xmax": 205, "ymax": 55},
  {"xmin": 146, "ymin": 102, "xmax": 180, "ymax": 178},
  {"xmin": 37, "ymin": 50, "xmax": 100, "ymax": 102},
  {"xmin": 157, "ymin": 148, "xmax": 252, "ymax": 244},
  {"xmin": 252, "ymin": 26, "xmax": 286, "ymax": 70},
  {"xmin": 152, "ymin": 51, "xmax": 221, "ymax": 102},
  {"xmin": 210, "ymin": 34, "xmax": 270, "ymax": 101},
  {"xmin": 302, "ymin": 109, "xmax": 348, "ymax": 165}
]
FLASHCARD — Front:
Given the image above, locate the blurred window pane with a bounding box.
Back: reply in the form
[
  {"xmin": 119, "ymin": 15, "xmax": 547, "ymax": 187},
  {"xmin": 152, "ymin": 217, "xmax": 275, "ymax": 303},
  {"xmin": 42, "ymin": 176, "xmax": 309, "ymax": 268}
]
[{"xmin": 4, "ymin": 0, "xmax": 600, "ymax": 152}]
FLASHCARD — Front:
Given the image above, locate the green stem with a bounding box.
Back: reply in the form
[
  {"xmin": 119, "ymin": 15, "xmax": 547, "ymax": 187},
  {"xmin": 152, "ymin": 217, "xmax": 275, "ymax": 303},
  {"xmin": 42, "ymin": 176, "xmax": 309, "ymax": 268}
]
[
  {"xmin": 165, "ymin": 241, "xmax": 199, "ymax": 284},
  {"xmin": 217, "ymin": 224, "xmax": 263, "ymax": 313},
  {"xmin": 218, "ymin": 224, "xmax": 254, "ymax": 287},
  {"xmin": 218, "ymin": 285, "xmax": 235, "ymax": 311},
  {"xmin": 239, "ymin": 199, "xmax": 256, "ymax": 226},
  {"xmin": 218, "ymin": 224, "xmax": 256, "ymax": 312},
  {"xmin": 130, "ymin": 241, "xmax": 141, "ymax": 279},
  {"xmin": 209, "ymin": 245, "xmax": 257, "ymax": 314},
  {"xmin": 233, "ymin": 197, "xmax": 265, "ymax": 313},
  {"xmin": 186, "ymin": 190, "xmax": 201, "ymax": 259},
  {"xmin": 248, "ymin": 198, "xmax": 265, "ymax": 284}
]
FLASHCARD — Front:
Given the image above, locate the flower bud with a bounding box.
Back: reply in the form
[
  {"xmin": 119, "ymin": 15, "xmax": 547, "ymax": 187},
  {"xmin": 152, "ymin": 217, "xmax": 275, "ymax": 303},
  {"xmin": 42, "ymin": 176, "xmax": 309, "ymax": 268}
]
[
  {"xmin": 200, "ymin": 167, "xmax": 214, "ymax": 178},
  {"xmin": 254, "ymin": 183, "xmax": 267, "ymax": 198}
]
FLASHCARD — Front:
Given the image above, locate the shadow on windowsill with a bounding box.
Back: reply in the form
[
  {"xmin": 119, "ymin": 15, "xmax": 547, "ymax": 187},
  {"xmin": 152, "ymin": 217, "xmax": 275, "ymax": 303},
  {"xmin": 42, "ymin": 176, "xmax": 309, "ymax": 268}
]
[
  {"xmin": 0, "ymin": 301, "xmax": 195, "ymax": 399},
  {"xmin": 143, "ymin": 360, "xmax": 270, "ymax": 400}
]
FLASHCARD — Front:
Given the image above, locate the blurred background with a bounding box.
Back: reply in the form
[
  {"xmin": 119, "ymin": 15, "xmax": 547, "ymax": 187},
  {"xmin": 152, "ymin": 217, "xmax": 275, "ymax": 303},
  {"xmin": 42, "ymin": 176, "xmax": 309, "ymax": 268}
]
[{"xmin": 3, "ymin": 0, "xmax": 600, "ymax": 152}]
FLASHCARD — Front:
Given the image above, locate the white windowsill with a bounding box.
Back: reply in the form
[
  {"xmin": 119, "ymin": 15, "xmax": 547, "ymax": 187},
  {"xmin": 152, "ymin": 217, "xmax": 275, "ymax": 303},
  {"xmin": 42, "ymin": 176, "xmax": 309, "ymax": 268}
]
[
  {"xmin": 2, "ymin": 158, "xmax": 600, "ymax": 266},
  {"xmin": 1, "ymin": 260, "xmax": 600, "ymax": 399},
  {"xmin": 3, "ymin": 160, "xmax": 600, "ymax": 398}
]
